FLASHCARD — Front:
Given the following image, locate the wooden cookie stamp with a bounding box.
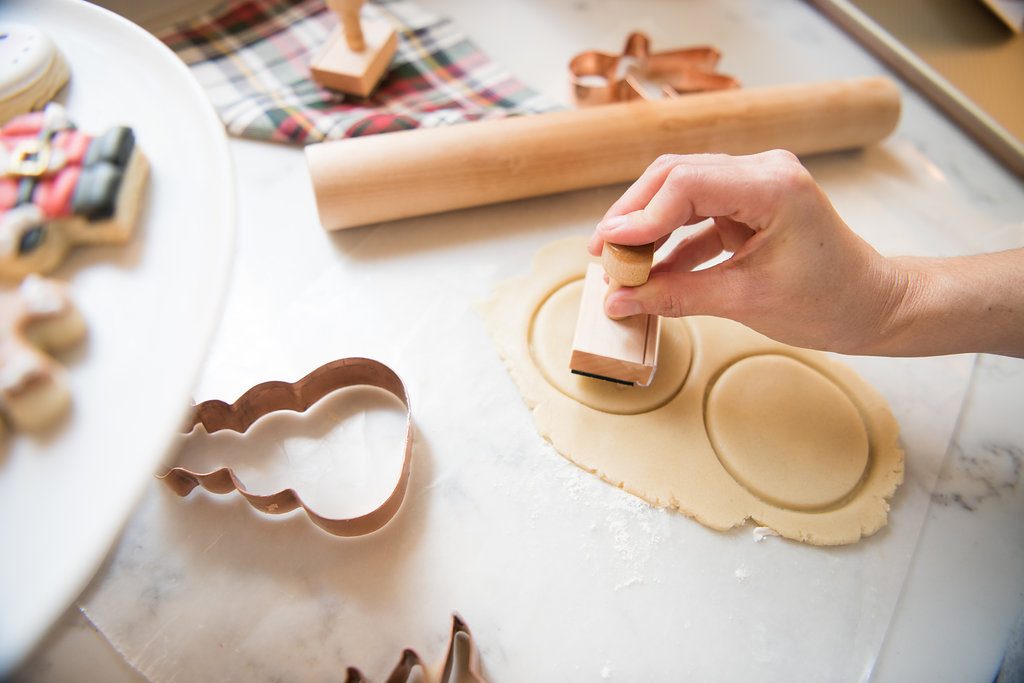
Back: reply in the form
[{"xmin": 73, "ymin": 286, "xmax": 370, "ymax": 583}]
[
  {"xmin": 569, "ymin": 242, "xmax": 659, "ymax": 386},
  {"xmin": 0, "ymin": 275, "xmax": 85, "ymax": 433},
  {"xmin": 309, "ymin": 0, "xmax": 398, "ymax": 98}
]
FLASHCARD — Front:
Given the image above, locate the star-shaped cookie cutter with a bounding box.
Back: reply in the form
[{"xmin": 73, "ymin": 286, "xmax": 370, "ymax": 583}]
[
  {"xmin": 158, "ymin": 357, "xmax": 413, "ymax": 538},
  {"xmin": 569, "ymin": 32, "xmax": 739, "ymax": 106},
  {"xmin": 345, "ymin": 613, "xmax": 484, "ymax": 683}
]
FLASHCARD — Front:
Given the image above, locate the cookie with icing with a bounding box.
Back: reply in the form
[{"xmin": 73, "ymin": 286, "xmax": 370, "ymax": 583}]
[
  {"xmin": 0, "ymin": 24, "xmax": 69, "ymax": 125},
  {"xmin": 0, "ymin": 274, "xmax": 85, "ymax": 434},
  {"xmin": 0, "ymin": 103, "xmax": 148, "ymax": 280}
]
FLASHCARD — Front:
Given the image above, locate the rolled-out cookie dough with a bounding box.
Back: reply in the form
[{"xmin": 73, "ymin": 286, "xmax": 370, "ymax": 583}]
[
  {"xmin": 706, "ymin": 354, "xmax": 870, "ymax": 511},
  {"xmin": 481, "ymin": 237, "xmax": 904, "ymax": 545}
]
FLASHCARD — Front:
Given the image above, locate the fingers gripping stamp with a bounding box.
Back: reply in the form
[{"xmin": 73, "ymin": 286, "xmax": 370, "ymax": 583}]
[
  {"xmin": 0, "ymin": 103, "xmax": 148, "ymax": 280},
  {"xmin": 569, "ymin": 242, "xmax": 659, "ymax": 386},
  {"xmin": 0, "ymin": 274, "xmax": 86, "ymax": 434},
  {"xmin": 159, "ymin": 357, "xmax": 414, "ymax": 538}
]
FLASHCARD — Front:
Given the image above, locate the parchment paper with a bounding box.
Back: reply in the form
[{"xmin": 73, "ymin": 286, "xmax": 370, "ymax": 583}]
[{"xmin": 78, "ymin": 140, "xmax": 1003, "ymax": 682}]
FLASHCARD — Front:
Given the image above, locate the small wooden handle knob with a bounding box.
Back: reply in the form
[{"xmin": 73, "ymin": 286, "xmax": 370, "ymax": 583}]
[
  {"xmin": 341, "ymin": 9, "xmax": 365, "ymax": 51},
  {"xmin": 328, "ymin": 0, "xmax": 366, "ymax": 51},
  {"xmin": 602, "ymin": 242, "xmax": 654, "ymax": 286}
]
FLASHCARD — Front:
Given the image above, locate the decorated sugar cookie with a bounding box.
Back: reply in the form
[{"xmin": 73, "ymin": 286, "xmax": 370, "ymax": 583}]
[
  {"xmin": 0, "ymin": 274, "xmax": 85, "ymax": 434},
  {"xmin": 0, "ymin": 103, "xmax": 148, "ymax": 280},
  {"xmin": 0, "ymin": 23, "xmax": 69, "ymax": 125}
]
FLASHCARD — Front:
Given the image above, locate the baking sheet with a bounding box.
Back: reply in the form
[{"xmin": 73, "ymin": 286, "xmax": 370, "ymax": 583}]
[
  {"xmin": 851, "ymin": 0, "xmax": 1024, "ymax": 143},
  {"xmin": 73, "ymin": 138, "xmax": 996, "ymax": 681},
  {"xmin": 811, "ymin": 0, "xmax": 1024, "ymax": 176}
]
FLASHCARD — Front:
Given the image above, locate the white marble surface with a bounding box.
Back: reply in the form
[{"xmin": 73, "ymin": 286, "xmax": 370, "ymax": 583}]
[{"xmin": 12, "ymin": 0, "xmax": 1024, "ymax": 681}]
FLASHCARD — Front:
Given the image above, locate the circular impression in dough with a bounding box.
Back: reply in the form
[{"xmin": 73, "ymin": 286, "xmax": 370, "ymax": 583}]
[
  {"xmin": 705, "ymin": 354, "xmax": 870, "ymax": 511},
  {"xmin": 528, "ymin": 278, "xmax": 692, "ymax": 415}
]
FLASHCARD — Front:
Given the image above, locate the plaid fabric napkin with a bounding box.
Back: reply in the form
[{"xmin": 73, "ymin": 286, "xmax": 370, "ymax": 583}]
[{"xmin": 156, "ymin": 0, "xmax": 560, "ymax": 144}]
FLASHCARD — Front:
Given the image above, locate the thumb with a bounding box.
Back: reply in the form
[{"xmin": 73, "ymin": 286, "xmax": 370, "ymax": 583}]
[{"xmin": 604, "ymin": 267, "xmax": 737, "ymax": 319}]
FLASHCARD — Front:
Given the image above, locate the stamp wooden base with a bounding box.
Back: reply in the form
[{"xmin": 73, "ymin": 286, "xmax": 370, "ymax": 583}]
[
  {"xmin": 309, "ymin": 17, "xmax": 397, "ymax": 97},
  {"xmin": 569, "ymin": 263, "xmax": 660, "ymax": 386}
]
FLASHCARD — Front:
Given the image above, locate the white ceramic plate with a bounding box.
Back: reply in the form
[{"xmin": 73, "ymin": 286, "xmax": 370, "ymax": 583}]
[{"xmin": 0, "ymin": 0, "xmax": 234, "ymax": 672}]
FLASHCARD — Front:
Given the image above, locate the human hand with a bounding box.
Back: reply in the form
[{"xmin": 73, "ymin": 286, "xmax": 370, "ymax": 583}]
[{"xmin": 587, "ymin": 151, "xmax": 908, "ymax": 354}]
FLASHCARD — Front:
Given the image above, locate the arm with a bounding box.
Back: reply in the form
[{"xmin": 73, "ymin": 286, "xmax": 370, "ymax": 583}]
[
  {"xmin": 877, "ymin": 251, "xmax": 1024, "ymax": 357},
  {"xmin": 589, "ymin": 151, "xmax": 1024, "ymax": 358}
]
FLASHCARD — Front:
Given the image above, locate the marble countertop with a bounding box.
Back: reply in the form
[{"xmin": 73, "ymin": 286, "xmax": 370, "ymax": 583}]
[{"xmin": 14, "ymin": 0, "xmax": 1024, "ymax": 681}]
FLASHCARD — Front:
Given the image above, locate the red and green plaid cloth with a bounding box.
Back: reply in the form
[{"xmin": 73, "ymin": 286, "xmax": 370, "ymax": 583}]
[{"xmin": 156, "ymin": 0, "xmax": 560, "ymax": 144}]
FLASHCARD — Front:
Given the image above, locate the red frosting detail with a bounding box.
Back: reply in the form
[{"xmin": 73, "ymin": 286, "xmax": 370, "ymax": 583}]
[
  {"xmin": 32, "ymin": 167, "xmax": 80, "ymax": 218},
  {"xmin": 53, "ymin": 130, "xmax": 91, "ymax": 164},
  {"xmin": 1, "ymin": 109, "xmax": 97, "ymax": 221},
  {"xmin": 0, "ymin": 111, "xmax": 46, "ymax": 137}
]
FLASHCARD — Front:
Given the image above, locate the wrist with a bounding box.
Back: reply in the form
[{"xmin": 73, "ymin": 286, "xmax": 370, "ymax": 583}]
[{"xmin": 852, "ymin": 256, "xmax": 934, "ymax": 356}]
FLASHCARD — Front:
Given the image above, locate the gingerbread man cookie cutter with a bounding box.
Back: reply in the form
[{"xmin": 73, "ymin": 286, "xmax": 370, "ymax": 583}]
[
  {"xmin": 0, "ymin": 274, "xmax": 85, "ymax": 433},
  {"xmin": 569, "ymin": 32, "xmax": 739, "ymax": 106},
  {"xmin": 159, "ymin": 357, "xmax": 413, "ymax": 538}
]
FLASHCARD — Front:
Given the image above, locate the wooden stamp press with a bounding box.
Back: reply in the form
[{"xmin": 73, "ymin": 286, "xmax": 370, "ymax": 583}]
[
  {"xmin": 309, "ymin": 0, "xmax": 397, "ymax": 97},
  {"xmin": 570, "ymin": 242, "xmax": 659, "ymax": 386}
]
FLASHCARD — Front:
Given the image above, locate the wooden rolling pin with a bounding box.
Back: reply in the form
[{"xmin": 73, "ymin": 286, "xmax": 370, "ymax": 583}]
[{"xmin": 306, "ymin": 76, "xmax": 900, "ymax": 230}]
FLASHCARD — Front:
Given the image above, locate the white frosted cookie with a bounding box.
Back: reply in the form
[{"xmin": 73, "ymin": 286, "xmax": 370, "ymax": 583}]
[
  {"xmin": 0, "ymin": 274, "xmax": 85, "ymax": 434},
  {"xmin": 0, "ymin": 24, "xmax": 70, "ymax": 125}
]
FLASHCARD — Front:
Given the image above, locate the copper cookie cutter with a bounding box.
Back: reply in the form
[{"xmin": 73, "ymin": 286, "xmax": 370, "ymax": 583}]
[
  {"xmin": 569, "ymin": 32, "xmax": 739, "ymax": 106},
  {"xmin": 158, "ymin": 357, "xmax": 412, "ymax": 537},
  {"xmin": 345, "ymin": 613, "xmax": 483, "ymax": 683}
]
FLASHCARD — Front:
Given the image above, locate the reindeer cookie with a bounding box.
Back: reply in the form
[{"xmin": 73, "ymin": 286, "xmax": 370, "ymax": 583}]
[
  {"xmin": 0, "ymin": 103, "xmax": 148, "ymax": 280},
  {"xmin": 0, "ymin": 274, "xmax": 85, "ymax": 434}
]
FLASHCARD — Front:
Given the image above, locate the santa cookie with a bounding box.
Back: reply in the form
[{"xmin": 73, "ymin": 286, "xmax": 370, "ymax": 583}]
[
  {"xmin": 0, "ymin": 24, "xmax": 69, "ymax": 125},
  {"xmin": 0, "ymin": 103, "xmax": 148, "ymax": 280},
  {"xmin": 0, "ymin": 274, "xmax": 85, "ymax": 434}
]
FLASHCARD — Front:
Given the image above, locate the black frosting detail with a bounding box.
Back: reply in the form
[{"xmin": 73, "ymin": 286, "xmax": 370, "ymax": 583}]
[
  {"xmin": 71, "ymin": 162, "xmax": 123, "ymax": 220},
  {"xmin": 15, "ymin": 177, "xmax": 36, "ymax": 206},
  {"xmin": 18, "ymin": 226, "xmax": 45, "ymax": 254},
  {"xmin": 83, "ymin": 126, "xmax": 135, "ymax": 168}
]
